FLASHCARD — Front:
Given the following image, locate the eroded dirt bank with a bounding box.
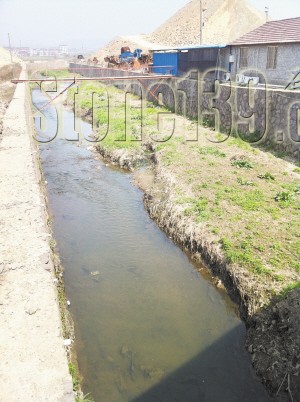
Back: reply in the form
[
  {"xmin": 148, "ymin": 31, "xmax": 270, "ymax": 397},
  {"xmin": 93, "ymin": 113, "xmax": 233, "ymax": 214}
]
[{"xmin": 0, "ymin": 65, "xmax": 74, "ymax": 401}]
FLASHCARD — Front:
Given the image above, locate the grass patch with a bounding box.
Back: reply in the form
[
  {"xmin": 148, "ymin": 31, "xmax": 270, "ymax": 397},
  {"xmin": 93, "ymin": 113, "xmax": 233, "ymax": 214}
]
[
  {"xmin": 178, "ymin": 196, "xmax": 209, "ymax": 222},
  {"xmin": 231, "ymin": 159, "xmax": 253, "ymax": 169},
  {"xmin": 279, "ymin": 281, "xmax": 300, "ymax": 299},
  {"xmin": 69, "ymin": 362, "xmax": 95, "ymax": 402},
  {"xmin": 66, "ymin": 81, "xmax": 171, "ymax": 151},
  {"xmin": 69, "ymin": 362, "xmax": 80, "ymax": 391},
  {"xmin": 237, "ymin": 177, "xmax": 255, "ymax": 186},
  {"xmin": 75, "ymin": 395, "xmax": 95, "ymax": 402},
  {"xmin": 258, "ymin": 172, "xmax": 275, "ymax": 181},
  {"xmin": 216, "ymin": 187, "xmax": 266, "ymax": 211},
  {"xmin": 220, "ymin": 237, "xmax": 270, "ymax": 275},
  {"xmin": 198, "ymin": 146, "xmax": 226, "ymax": 158},
  {"xmin": 40, "ymin": 69, "xmax": 76, "ymax": 79},
  {"xmin": 274, "ymin": 191, "xmax": 294, "ymax": 207},
  {"xmin": 228, "ymin": 136, "xmax": 253, "ymax": 151},
  {"xmin": 294, "ymin": 185, "xmax": 300, "ymax": 194}
]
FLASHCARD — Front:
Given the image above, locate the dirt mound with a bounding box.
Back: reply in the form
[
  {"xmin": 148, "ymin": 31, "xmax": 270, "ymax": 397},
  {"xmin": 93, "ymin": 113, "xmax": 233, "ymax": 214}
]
[
  {"xmin": 94, "ymin": 35, "xmax": 166, "ymax": 64},
  {"xmin": 95, "ymin": 0, "xmax": 265, "ymax": 62},
  {"xmin": 0, "ymin": 47, "xmax": 21, "ymax": 67},
  {"xmin": 151, "ymin": 0, "xmax": 264, "ymax": 46}
]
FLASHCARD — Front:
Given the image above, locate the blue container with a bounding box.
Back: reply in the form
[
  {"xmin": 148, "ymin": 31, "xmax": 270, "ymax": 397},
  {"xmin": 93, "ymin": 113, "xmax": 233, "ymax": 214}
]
[
  {"xmin": 153, "ymin": 52, "xmax": 178, "ymax": 76},
  {"xmin": 120, "ymin": 51, "xmax": 134, "ymax": 62}
]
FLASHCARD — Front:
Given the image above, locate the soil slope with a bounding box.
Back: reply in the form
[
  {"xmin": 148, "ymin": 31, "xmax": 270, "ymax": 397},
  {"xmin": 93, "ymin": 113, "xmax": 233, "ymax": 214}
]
[
  {"xmin": 151, "ymin": 0, "xmax": 264, "ymax": 46},
  {"xmin": 0, "ymin": 47, "xmax": 21, "ymax": 66}
]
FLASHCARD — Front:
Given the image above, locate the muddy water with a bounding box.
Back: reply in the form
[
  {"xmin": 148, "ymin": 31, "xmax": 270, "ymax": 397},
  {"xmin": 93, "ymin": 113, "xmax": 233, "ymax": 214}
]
[{"xmin": 33, "ymin": 88, "xmax": 272, "ymax": 402}]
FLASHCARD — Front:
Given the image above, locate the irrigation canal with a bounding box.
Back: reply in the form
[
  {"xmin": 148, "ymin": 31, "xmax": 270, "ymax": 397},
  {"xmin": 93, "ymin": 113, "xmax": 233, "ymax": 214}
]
[{"xmin": 32, "ymin": 86, "xmax": 272, "ymax": 402}]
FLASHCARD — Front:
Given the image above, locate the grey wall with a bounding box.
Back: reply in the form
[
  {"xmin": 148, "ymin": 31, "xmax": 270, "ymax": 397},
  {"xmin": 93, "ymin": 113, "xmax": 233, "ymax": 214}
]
[
  {"xmin": 70, "ymin": 64, "xmax": 300, "ymax": 157},
  {"xmin": 69, "ymin": 63, "xmax": 149, "ymax": 80},
  {"xmin": 230, "ymin": 43, "xmax": 300, "ymax": 86}
]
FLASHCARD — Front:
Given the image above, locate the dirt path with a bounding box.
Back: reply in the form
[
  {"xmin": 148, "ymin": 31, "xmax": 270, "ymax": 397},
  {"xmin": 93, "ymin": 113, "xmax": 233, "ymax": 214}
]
[{"xmin": 0, "ymin": 66, "xmax": 74, "ymax": 401}]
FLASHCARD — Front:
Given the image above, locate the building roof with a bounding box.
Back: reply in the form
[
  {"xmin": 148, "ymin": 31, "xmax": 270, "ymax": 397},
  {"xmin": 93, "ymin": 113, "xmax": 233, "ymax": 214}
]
[
  {"xmin": 230, "ymin": 17, "xmax": 300, "ymax": 46},
  {"xmin": 152, "ymin": 44, "xmax": 226, "ymax": 52}
]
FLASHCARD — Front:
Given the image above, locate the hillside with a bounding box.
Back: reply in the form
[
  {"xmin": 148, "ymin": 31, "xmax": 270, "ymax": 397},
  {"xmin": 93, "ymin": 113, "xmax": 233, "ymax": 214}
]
[
  {"xmin": 0, "ymin": 47, "xmax": 21, "ymax": 67},
  {"xmin": 95, "ymin": 0, "xmax": 265, "ymax": 62},
  {"xmin": 0, "ymin": 48, "xmax": 13, "ymax": 66},
  {"xmin": 151, "ymin": 0, "xmax": 265, "ymax": 46}
]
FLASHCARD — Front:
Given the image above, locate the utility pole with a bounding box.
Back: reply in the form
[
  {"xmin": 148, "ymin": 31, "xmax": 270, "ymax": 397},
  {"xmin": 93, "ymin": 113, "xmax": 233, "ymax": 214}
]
[
  {"xmin": 7, "ymin": 33, "xmax": 13, "ymax": 63},
  {"xmin": 265, "ymin": 6, "xmax": 269, "ymax": 22},
  {"xmin": 200, "ymin": 0, "xmax": 203, "ymax": 45},
  {"xmin": 200, "ymin": 1, "xmax": 206, "ymax": 45}
]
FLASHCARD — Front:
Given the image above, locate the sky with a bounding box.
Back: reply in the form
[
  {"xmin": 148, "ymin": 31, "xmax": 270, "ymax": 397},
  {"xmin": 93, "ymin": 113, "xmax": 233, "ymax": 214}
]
[{"xmin": 0, "ymin": 0, "xmax": 300, "ymax": 51}]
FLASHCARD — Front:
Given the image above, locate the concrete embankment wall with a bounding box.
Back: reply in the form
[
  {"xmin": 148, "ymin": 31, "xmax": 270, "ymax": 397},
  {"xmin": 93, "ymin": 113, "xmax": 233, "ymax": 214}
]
[
  {"xmin": 0, "ymin": 64, "xmax": 74, "ymax": 401},
  {"xmin": 70, "ymin": 63, "xmax": 300, "ymax": 157}
]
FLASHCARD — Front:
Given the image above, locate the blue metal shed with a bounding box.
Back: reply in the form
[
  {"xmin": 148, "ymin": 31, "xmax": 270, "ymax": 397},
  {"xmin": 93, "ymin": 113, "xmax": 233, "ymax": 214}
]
[
  {"xmin": 153, "ymin": 52, "xmax": 178, "ymax": 76},
  {"xmin": 152, "ymin": 45, "xmax": 227, "ymax": 77}
]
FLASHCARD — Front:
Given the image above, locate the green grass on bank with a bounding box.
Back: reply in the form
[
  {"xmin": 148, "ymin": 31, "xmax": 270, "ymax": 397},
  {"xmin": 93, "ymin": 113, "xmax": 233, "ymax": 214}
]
[
  {"xmin": 60, "ymin": 75, "xmax": 300, "ymax": 298},
  {"xmin": 40, "ymin": 69, "xmax": 77, "ymax": 79},
  {"xmin": 161, "ymin": 136, "xmax": 300, "ymax": 292},
  {"xmin": 66, "ymin": 81, "xmax": 172, "ymax": 150},
  {"xmin": 68, "ymin": 362, "xmax": 95, "ymax": 402}
]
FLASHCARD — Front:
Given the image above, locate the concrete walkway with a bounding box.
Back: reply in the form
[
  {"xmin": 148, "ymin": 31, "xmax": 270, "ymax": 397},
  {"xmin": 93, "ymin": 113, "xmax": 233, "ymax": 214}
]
[{"xmin": 0, "ymin": 67, "xmax": 74, "ymax": 401}]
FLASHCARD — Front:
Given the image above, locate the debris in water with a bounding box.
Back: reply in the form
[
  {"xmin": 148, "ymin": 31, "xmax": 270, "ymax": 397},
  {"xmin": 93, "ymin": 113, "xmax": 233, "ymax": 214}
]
[
  {"xmin": 106, "ymin": 355, "xmax": 114, "ymax": 363},
  {"xmin": 115, "ymin": 369, "xmax": 127, "ymax": 393},
  {"xmin": 120, "ymin": 345, "xmax": 136, "ymax": 380},
  {"xmin": 63, "ymin": 339, "xmax": 72, "ymax": 347},
  {"xmin": 120, "ymin": 345, "xmax": 131, "ymax": 356},
  {"xmin": 121, "ymin": 346, "xmax": 128, "ymax": 355},
  {"xmin": 140, "ymin": 365, "xmax": 164, "ymax": 379},
  {"xmin": 67, "ymin": 300, "xmax": 71, "ymax": 307},
  {"xmin": 129, "ymin": 354, "xmax": 136, "ymax": 380},
  {"xmin": 90, "ymin": 271, "xmax": 100, "ymax": 277}
]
